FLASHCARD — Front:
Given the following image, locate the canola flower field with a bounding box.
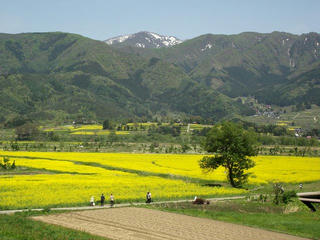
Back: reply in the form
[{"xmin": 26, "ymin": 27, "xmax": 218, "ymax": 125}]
[
  {"xmin": 42, "ymin": 124, "xmax": 130, "ymax": 135},
  {"xmin": 70, "ymin": 130, "xmax": 130, "ymax": 135},
  {"xmin": 0, "ymin": 151, "xmax": 319, "ymax": 210},
  {"xmin": 40, "ymin": 123, "xmax": 213, "ymax": 136}
]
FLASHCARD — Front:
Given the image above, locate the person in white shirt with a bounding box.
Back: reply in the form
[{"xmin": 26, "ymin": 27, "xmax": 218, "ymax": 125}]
[
  {"xmin": 90, "ymin": 196, "xmax": 95, "ymax": 206},
  {"xmin": 110, "ymin": 193, "xmax": 114, "ymax": 206},
  {"xmin": 146, "ymin": 192, "xmax": 152, "ymax": 203}
]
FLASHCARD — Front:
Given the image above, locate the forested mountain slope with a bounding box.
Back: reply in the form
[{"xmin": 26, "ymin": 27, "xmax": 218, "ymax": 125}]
[
  {"xmin": 0, "ymin": 32, "xmax": 250, "ymax": 123},
  {"xmin": 115, "ymin": 31, "xmax": 320, "ymax": 106}
]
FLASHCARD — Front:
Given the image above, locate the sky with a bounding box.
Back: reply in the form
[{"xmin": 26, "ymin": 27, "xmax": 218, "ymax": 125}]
[{"xmin": 0, "ymin": 0, "xmax": 319, "ymax": 40}]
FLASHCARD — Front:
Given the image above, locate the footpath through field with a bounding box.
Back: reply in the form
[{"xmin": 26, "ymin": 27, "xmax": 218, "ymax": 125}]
[{"xmin": 0, "ymin": 195, "xmax": 245, "ymax": 214}]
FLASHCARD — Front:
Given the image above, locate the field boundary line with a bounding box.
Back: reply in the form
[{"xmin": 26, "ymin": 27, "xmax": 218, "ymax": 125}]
[{"xmin": 0, "ymin": 195, "xmax": 246, "ymax": 215}]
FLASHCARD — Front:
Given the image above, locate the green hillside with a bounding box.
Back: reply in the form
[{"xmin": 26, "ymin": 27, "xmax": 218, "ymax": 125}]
[
  {"xmin": 0, "ymin": 32, "xmax": 250, "ymax": 123},
  {"xmin": 117, "ymin": 32, "xmax": 320, "ymax": 106}
]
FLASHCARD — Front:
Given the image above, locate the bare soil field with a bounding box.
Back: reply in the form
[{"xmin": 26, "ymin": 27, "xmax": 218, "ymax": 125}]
[{"xmin": 33, "ymin": 207, "xmax": 309, "ymax": 240}]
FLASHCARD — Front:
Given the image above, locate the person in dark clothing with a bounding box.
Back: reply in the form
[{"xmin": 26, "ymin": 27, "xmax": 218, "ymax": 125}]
[
  {"xmin": 100, "ymin": 193, "xmax": 105, "ymax": 206},
  {"xmin": 146, "ymin": 192, "xmax": 152, "ymax": 203}
]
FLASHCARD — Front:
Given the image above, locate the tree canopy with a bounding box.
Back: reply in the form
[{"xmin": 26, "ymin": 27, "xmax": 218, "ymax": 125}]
[
  {"xmin": 103, "ymin": 119, "xmax": 113, "ymax": 130},
  {"xmin": 199, "ymin": 121, "xmax": 258, "ymax": 187}
]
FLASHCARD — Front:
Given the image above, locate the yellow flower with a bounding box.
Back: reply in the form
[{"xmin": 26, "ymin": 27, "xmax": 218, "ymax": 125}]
[{"xmin": 0, "ymin": 151, "xmax": 319, "ymax": 209}]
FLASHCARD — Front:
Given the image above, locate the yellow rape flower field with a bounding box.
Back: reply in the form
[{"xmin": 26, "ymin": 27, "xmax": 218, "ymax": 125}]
[
  {"xmin": 0, "ymin": 151, "xmax": 319, "ymax": 210},
  {"xmin": 70, "ymin": 130, "xmax": 130, "ymax": 135}
]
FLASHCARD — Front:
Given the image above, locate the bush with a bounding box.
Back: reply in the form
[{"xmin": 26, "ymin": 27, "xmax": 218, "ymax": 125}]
[
  {"xmin": 273, "ymin": 183, "xmax": 296, "ymax": 205},
  {"xmin": 15, "ymin": 123, "xmax": 39, "ymax": 140},
  {"xmin": 0, "ymin": 157, "xmax": 16, "ymax": 170},
  {"xmin": 273, "ymin": 183, "xmax": 284, "ymax": 205},
  {"xmin": 282, "ymin": 190, "xmax": 297, "ymax": 204},
  {"xmin": 258, "ymin": 194, "xmax": 268, "ymax": 202}
]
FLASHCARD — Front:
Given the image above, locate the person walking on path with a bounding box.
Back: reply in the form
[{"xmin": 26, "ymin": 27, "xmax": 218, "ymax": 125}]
[
  {"xmin": 90, "ymin": 196, "xmax": 95, "ymax": 206},
  {"xmin": 110, "ymin": 193, "xmax": 114, "ymax": 207},
  {"xmin": 100, "ymin": 194, "xmax": 105, "ymax": 206},
  {"xmin": 146, "ymin": 192, "xmax": 152, "ymax": 203}
]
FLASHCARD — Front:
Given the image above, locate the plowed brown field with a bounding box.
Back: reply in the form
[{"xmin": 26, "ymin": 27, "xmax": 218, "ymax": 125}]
[{"xmin": 33, "ymin": 207, "xmax": 309, "ymax": 240}]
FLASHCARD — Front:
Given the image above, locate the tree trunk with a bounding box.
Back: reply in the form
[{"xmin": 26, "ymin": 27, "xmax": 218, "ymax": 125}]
[{"xmin": 228, "ymin": 166, "xmax": 236, "ymax": 187}]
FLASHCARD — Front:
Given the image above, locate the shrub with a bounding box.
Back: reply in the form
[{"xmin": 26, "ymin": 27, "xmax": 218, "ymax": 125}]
[
  {"xmin": 258, "ymin": 194, "xmax": 268, "ymax": 202},
  {"xmin": 273, "ymin": 183, "xmax": 296, "ymax": 205},
  {"xmin": 273, "ymin": 183, "xmax": 284, "ymax": 205},
  {"xmin": 0, "ymin": 157, "xmax": 16, "ymax": 170},
  {"xmin": 282, "ymin": 190, "xmax": 297, "ymax": 204}
]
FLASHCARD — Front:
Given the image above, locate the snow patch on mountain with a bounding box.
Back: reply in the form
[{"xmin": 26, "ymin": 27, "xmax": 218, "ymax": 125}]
[
  {"xmin": 149, "ymin": 32, "xmax": 162, "ymax": 40},
  {"xmin": 105, "ymin": 35, "xmax": 130, "ymax": 45},
  {"xmin": 201, "ymin": 43, "xmax": 213, "ymax": 51},
  {"xmin": 135, "ymin": 43, "xmax": 145, "ymax": 48},
  {"xmin": 104, "ymin": 31, "xmax": 183, "ymax": 48}
]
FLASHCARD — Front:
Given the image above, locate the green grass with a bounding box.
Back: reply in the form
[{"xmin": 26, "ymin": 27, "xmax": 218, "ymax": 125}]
[
  {"xmin": 0, "ymin": 212, "xmax": 108, "ymax": 240},
  {"xmin": 146, "ymin": 200, "xmax": 320, "ymax": 239},
  {"xmin": 249, "ymin": 181, "xmax": 320, "ymax": 196}
]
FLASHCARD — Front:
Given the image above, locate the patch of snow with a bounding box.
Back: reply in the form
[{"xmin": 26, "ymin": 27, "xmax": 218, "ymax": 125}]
[
  {"xmin": 149, "ymin": 32, "xmax": 182, "ymax": 46},
  {"xmin": 118, "ymin": 35, "xmax": 130, "ymax": 43},
  {"xmin": 135, "ymin": 43, "xmax": 145, "ymax": 48},
  {"xmin": 317, "ymin": 42, "xmax": 319, "ymax": 46},
  {"xmin": 149, "ymin": 32, "xmax": 162, "ymax": 40},
  {"xmin": 162, "ymin": 41, "xmax": 169, "ymax": 46},
  {"xmin": 105, "ymin": 35, "xmax": 130, "ymax": 44},
  {"xmin": 201, "ymin": 43, "xmax": 212, "ymax": 51},
  {"xmin": 105, "ymin": 31, "xmax": 183, "ymax": 48}
]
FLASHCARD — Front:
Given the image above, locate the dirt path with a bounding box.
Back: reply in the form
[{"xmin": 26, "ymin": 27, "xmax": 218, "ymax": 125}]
[
  {"xmin": 33, "ymin": 207, "xmax": 308, "ymax": 240},
  {"xmin": 0, "ymin": 196, "xmax": 245, "ymax": 215}
]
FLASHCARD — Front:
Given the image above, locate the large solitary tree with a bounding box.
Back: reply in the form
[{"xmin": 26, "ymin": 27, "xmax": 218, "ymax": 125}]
[{"xmin": 199, "ymin": 121, "xmax": 258, "ymax": 187}]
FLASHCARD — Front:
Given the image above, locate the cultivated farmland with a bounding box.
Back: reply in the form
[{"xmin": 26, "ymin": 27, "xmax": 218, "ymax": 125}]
[{"xmin": 0, "ymin": 151, "xmax": 319, "ymax": 210}]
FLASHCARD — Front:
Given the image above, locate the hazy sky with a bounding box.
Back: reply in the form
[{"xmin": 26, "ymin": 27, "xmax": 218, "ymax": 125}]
[{"xmin": 1, "ymin": 0, "xmax": 319, "ymax": 40}]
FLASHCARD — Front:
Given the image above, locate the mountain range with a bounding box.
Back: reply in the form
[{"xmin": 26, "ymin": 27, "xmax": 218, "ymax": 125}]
[
  {"xmin": 0, "ymin": 31, "xmax": 319, "ymax": 124},
  {"xmin": 114, "ymin": 31, "xmax": 320, "ymax": 106}
]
